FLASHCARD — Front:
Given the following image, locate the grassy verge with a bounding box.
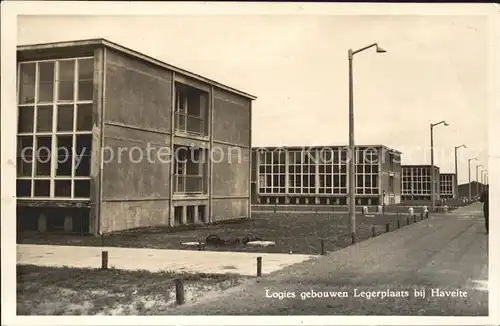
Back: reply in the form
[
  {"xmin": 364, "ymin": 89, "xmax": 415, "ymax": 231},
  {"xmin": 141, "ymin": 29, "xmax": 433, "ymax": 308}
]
[
  {"xmin": 17, "ymin": 264, "xmax": 244, "ymax": 315},
  {"xmin": 18, "ymin": 212, "xmax": 427, "ymax": 255}
]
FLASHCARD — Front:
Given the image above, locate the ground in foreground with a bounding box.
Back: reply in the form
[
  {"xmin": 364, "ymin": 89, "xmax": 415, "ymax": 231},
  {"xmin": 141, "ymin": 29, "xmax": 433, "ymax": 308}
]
[{"xmin": 17, "ymin": 264, "xmax": 244, "ymax": 315}]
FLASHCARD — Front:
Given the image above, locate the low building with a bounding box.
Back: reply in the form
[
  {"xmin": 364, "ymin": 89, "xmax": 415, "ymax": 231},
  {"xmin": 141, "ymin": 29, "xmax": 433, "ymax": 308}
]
[
  {"xmin": 251, "ymin": 145, "xmax": 402, "ymax": 206},
  {"xmin": 401, "ymin": 165, "xmax": 440, "ymax": 204},
  {"xmin": 439, "ymin": 173, "xmax": 456, "ymax": 199},
  {"xmin": 16, "ymin": 38, "xmax": 255, "ymax": 234},
  {"xmin": 457, "ymin": 181, "xmax": 486, "ymax": 200}
]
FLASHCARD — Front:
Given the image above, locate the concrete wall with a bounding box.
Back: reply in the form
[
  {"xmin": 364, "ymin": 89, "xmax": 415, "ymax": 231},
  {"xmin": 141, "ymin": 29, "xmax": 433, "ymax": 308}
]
[
  {"xmin": 378, "ymin": 148, "xmax": 402, "ymax": 205},
  {"xmin": 89, "ymin": 48, "xmax": 104, "ymax": 234},
  {"xmin": 211, "ymin": 89, "xmax": 251, "ymax": 221},
  {"xmin": 100, "ymin": 48, "xmax": 173, "ymax": 233}
]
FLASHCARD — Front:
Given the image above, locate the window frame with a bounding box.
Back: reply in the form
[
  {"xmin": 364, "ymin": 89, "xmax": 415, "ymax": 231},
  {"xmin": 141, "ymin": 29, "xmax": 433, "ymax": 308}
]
[{"xmin": 16, "ymin": 57, "xmax": 94, "ymax": 201}]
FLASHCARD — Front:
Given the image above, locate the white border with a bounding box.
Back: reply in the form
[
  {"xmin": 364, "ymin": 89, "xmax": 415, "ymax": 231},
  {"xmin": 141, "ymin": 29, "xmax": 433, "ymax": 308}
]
[{"xmin": 2, "ymin": 2, "xmax": 499, "ymax": 326}]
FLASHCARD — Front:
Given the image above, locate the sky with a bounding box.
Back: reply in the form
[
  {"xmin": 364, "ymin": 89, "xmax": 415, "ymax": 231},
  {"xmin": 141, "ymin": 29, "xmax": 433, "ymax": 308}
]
[{"xmin": 17, "ymin": 14, "xmax": 490, "ymax": 184}]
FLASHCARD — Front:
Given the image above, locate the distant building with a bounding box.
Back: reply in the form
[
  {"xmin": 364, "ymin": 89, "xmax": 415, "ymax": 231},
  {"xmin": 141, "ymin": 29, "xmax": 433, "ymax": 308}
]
[
  {"xmin": 251, "ymin": 145, "xmax": 402, "ymax": 206},
  {"xmin": 439, "ymin": 173, "xmax": 456, "ymax": 199},
  {"xmin": 401, "ymin": 165, "xmax": 440, "ymax": 204},
  {"xmin": 16, "ymin": 38, "xmax": 256, "ymax": 234},
  {"xmin": 457, "ymin": 181, "xmax": 485, "ymax": 200}
]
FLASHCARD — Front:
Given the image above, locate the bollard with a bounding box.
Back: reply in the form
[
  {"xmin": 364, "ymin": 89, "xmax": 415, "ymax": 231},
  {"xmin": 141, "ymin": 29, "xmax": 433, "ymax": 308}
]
[
  {"xmin": 371, "ymin": 226, "xmax": 376, "ymax": 237},
  {"xmin": 320, "ymin": 239, "xmax": 326, "ymax": 255},
  {"xmin": 175, "ymin": 278, "xmax": 185, "ymax": 305},
  {"xmin": 257, "ymin": 257, "xmax": 262, "ymax": 277},
  {"xmin": 274, "ymin": 203, "xmax": 277, "ymax": 213},
  {"xmin": 101, "ymin": 251, "xmax": 108, "ymax": 270},
  {"xmin": 198, "ymin": 238, "xmax": 203, "ymax": 251},
  {"xmin": 385, "ymin": 223, "xmax": 390, "ymax": 233},
  {"xmin": 413, "ymin": 215, "xmax": 417, "ymax": 223},
  {"xmin": 397, "ymin": 219, "xmax": 400, "ymax": 229}
]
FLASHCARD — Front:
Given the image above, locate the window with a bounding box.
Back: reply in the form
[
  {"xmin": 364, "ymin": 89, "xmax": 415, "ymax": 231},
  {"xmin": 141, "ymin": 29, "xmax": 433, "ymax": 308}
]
[
  {"xmin": 286, "ymin": 149, "xmax": 316, "ymax": 194},
  {"xmin": 16, "ymin": 58, "xmax": 94, "ymax": 200},
  {"xmin": 317, "ymin": 148, "xmax": 346, "ymax": 195},
  {"xmin": 354, "ymin": 147, "xmax": 379, "ymax": 195},
  {"xmin": 439, "ymin": 174, "xmax": 454, "ymax": 197},
  {"xmin": 174, "ymin": 83, "xmax": 208, "ymax": 136},
  {"xmin": 258, "ymin": 149, "xmax": 287, "ymax": 194}
]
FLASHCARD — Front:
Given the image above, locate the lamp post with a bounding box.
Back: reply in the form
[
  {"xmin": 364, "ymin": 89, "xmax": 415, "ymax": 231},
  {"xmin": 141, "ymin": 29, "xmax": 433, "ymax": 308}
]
[
  {"xmin": 476, "ymin": 164, "xmax": 483, "ymax": 199},
  {"xmin": 348, "ymin": 42, "xmax": 386, "ymax": 244},
  {"xmin": 468, "ymin": 157, "xmax": 477, "ymax": 201},
  {"xmin": 481, "ymin": 170, "xmax": 486, "ymax": 189},
  {"xmin": 454, "ymin": 144, "xmax": 466, "ymax": 201},
  {"xmin": 430, "ymin": 120, "xmax": 449, "ymax": 210}
]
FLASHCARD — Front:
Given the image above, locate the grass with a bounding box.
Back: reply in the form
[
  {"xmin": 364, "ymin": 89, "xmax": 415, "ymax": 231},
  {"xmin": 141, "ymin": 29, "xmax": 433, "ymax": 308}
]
[
  {"xmin": 17, "ymin": 212, "xmax": 427, "ymax": 255},
  {"xmin": 17, "ymin": 264, "xmax": 243, "ymax": 315}
]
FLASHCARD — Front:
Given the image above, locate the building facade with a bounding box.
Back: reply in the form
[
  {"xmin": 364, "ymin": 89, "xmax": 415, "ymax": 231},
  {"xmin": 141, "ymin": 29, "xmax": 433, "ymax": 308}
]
[
  {"xmin": 401, "ymin": 165, "xmax": 440, "ymax": 203},
  {"xmin": 439, "ymin": 173, "xmax": 456, "ymax": 199},
  {"xmin": 16, "ymin": 39, "xmax": 255, "ymax": 235},
  {"xmin": 457, "ymin": 181, "xmax": 485, "ymax": 200},
  {"xmin": 251, "ymin": 145, "xmax": 402, "ymax": 206}
]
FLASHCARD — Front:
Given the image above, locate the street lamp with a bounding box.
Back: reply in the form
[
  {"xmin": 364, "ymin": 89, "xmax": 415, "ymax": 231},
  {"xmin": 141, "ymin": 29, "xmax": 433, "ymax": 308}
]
[
  {"xmin": 476, "ymin": 164, "xmax": 483, "ymax": 198},
  {"xmin": 468, "ymin": 157, "xmax": 478, "ymax": 201},
  {"xmin": 348, "ymin": 42, "xmax": 386, "ymax": 244},
  {"xmin": 481, "ymin": 169, "xmax": 486, "ymax": 194},
  {"xmin": 430, "ymin": 120, "xmax": 449, "ymax": 210},
  {"xmin": 454, "ymin": 144, "xmax": 466, "ymax": 200}
]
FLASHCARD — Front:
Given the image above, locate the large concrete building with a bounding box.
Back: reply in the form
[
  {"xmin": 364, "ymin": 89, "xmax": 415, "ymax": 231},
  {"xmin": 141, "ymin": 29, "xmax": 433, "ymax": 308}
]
[
  {"xmin": 16, "ymin": 38, "xmax": 255, "ymax": 234},
  {"xmin": 401, "ymin": 165, "xmax": 440, "ymax": 204},
  {"xmin": 439, "ymin": 173, "xmax": 456, "ymax": 199},
  {"xmin": 251, "ymin": 145, "xmax": 402, "ymax": 206}
]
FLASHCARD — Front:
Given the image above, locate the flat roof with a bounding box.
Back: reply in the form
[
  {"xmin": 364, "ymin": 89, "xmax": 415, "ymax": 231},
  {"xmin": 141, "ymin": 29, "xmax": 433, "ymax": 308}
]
[
  {"xmin": 252, "ymin": 144, "xmax": 402, "ymax": 154},
  {"xmin": 401, "ymin": 164, "xmax": 440, "ymax": 169},
  {"xmin": 17, "ymin": 38, "xmax": 257, "ymax": 101}
]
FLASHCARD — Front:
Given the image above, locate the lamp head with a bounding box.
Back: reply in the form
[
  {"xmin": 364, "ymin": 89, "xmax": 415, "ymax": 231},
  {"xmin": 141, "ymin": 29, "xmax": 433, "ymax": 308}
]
[
  {"xmin": 376, "ymin": 45, "xmax": 387, "ymax": 53},
  {"xmin": 443, "ymin": 121, "xmax": 449, "ymax": 127}
]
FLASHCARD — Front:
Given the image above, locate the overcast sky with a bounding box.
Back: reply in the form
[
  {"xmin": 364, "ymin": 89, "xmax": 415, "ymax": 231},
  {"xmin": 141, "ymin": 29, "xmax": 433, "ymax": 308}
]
[{"xmin": 17, "ymin": 14, "xmax": 489, "ymax": 183}]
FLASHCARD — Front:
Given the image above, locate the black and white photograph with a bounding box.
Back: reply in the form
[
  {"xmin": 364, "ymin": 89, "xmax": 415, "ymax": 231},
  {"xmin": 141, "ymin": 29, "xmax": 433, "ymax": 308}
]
[{"xmin": 1, "ymin": 1, "xmax": 499, "ymax": 325}]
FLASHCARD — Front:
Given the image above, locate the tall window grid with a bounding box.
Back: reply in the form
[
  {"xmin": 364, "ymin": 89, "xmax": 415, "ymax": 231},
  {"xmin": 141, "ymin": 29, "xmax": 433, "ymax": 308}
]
[
  {"xmin": 355, "ymin": 148, "xmax": 379, "ymax": 195},
  {"xmin": 440, "ymin": 174, "xmax": 454, "ymax": 196},
  {"xmin": 258, "ymin": 150, "xmax": 285, "ymax": 194},
  {"xmin": 17, "ymin": 57, "xmax": 94, "ymax": 200},
  {"xmin": 288, "ymin": 150, "xmax": 315, "ymax": 194},
  {"xmin": 318, "ymin": 148, "xmax": 347, "ymax": 194},
  {"xmin": 401, "ymin": 167, "xmax": 431, "ymax": 196},
  {"xmin": 401, "ymin": 167, "xmax": 412, "ymax": 195}
]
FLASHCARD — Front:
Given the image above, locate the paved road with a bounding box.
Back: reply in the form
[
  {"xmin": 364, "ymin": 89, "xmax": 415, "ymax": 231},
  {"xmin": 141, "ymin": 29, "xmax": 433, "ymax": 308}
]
[
  {"xmin": 17, "ymin": 244, "xmax": 314, "ymax": 276},
  {"xmin": 166, "ymin": 203, "xmax": 489, "ymax": 315}
]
